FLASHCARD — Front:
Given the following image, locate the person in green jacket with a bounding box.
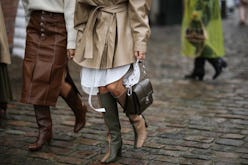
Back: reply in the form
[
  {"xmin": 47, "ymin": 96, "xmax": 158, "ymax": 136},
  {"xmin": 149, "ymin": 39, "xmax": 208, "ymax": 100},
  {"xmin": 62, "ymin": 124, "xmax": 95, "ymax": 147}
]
[{"xmin": 181, "ymin": 0, "xmax": 227, "ymax": 80}]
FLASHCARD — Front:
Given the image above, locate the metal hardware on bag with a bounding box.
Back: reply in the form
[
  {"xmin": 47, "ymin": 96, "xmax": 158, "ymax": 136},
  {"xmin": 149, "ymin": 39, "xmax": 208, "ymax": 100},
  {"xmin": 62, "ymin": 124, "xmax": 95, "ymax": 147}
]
[
  {"xmin": 141, "ymin": 61, "xmax": 147, "ymax": 77},
  {"xmin": 127, "ymin": 86, "xmax": 132, "ymax": 96},
  {"xmin": 145, "ymin": 96, "xmax": 150, "ymax": 104}
]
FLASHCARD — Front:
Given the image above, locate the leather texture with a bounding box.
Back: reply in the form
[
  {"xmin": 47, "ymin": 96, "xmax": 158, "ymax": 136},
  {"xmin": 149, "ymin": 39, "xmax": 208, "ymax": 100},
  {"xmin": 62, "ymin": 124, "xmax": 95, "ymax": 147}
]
[
  {"xmin": 126, "ymin": 78, "xmax": 153, "ymax": 115},
  {"xmin": 21, "ymin": 11, "xmax": 68, "ymax": 106}
]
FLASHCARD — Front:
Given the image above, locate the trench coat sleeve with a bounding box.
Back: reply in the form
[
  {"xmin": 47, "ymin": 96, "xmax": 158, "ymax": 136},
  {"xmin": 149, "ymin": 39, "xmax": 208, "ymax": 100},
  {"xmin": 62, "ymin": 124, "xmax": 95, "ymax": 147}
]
[
  {"xmin": 0, "ymin": 3, "xmax": 11, "ymax": 64},
  {"xmin": 128, "ymin": 0, "xmax": 152, "ymax": 53},
  {"xmin": 64, "ymin": 0, "xmax": 77, "ymax": 49}
]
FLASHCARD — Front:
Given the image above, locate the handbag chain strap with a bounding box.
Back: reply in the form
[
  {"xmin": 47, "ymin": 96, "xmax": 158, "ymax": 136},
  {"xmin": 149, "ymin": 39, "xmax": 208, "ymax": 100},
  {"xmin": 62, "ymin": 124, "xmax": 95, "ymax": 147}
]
[
  {"xmin": 139, "ymin": 60, "xmax": 148, "ymax": 78},
  {"xmin": 127, "ymin": 60, "xmax": 148, "ymax": 96}
]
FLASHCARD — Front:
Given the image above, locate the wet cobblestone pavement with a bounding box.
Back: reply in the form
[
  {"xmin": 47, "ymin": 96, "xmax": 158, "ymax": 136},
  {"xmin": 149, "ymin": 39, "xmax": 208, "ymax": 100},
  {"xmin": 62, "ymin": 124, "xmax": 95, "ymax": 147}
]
[{"xmin": 1, "ymin": 11, "xmax": 248, "ymax": 165}]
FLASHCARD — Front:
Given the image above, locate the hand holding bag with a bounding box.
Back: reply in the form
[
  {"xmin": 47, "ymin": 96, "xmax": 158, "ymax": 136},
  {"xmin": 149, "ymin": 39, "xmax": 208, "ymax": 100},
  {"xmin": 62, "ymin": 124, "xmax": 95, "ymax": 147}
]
[{"xmin": 124, "ymin": 61, "xmax": 153, "ymax": 115}]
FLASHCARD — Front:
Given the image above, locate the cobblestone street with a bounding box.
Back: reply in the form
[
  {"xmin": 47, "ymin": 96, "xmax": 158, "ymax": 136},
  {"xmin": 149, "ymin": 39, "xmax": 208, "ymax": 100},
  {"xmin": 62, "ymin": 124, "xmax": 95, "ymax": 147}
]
[{"xmin": 0, "ymin": 11, "xmax": 248, "ymax": 165}]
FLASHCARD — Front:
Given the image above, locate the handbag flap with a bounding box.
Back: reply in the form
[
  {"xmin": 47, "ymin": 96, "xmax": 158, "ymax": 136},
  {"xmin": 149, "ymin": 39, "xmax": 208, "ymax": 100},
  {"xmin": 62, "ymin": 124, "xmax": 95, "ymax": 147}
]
[{"xmin": 133, "ymin": 79, "xmax": 153, "ymax": 99}]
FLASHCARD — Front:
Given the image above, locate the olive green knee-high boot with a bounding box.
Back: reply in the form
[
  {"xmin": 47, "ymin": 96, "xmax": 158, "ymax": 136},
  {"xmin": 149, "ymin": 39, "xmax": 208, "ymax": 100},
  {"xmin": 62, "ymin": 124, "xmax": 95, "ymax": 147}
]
[
  {"xmin": 98, "ymin": 92, "xmax": 122, "ymax": 164},
  {"xmin": 116, "ymin": 91, "xmax": 148, "ymax": 148}
]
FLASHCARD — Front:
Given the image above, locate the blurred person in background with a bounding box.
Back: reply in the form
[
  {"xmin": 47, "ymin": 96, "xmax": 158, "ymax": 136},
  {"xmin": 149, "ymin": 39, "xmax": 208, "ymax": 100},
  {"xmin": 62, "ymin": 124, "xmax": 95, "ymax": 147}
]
[
  {"xmin": 238, "ymin": 0, "xmax": 248, "ymax": 25},
  {"xmin": 181, "ymin": 0, "xmax": 227, "ymax": 81},
  {"xmin": 21, "ymin": 0, "xmax": 87, "ymax": 151},
  {"xmin": 0, "ymin": 2, "xmax": 12, "ymax": 123}
]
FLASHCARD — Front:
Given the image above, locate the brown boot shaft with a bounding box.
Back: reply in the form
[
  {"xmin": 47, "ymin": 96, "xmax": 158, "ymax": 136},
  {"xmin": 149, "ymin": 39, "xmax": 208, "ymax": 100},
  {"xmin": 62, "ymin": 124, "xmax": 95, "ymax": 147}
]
[
  {"xmin": 61, "ymin": 86, "xmax": 87, "ymax": 133},
  {"xmin": 29, "ymin": 105, "xmax": 52, "ymax": 151}
]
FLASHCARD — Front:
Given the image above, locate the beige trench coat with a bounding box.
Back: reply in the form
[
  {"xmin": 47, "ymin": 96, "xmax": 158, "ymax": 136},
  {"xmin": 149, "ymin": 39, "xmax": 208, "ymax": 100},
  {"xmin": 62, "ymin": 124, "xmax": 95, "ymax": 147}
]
[
  {"xmin": 74, "ymin": 0, "xmax": 152, "ymax": 69},
  {"xmin": 0, "ymin": 3, "xmax": 11, "ymax": 64}
]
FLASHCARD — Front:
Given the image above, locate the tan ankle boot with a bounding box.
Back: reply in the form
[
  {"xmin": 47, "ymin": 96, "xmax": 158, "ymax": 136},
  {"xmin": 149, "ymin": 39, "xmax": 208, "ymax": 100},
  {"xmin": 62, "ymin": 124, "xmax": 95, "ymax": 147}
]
[
  {"xmin": 129, "ymin": 115, "xmax": 148, "ymax": 148},
  {"xmin": 115, "ymin": 90, "xmax": 148, "ymax": 148}
]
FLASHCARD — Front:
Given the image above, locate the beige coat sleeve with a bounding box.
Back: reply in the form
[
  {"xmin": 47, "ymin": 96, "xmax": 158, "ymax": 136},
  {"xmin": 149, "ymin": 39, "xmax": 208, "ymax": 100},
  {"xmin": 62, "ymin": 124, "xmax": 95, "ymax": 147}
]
[
  {"xmin": 128, "ymin": 0, "xmax": 152, "ymax": 53},
  {"xmin": 0, "ymin": 3, "xmax": 11, "ymax": 64},
  {"xmin": 74, "ymin": 1, "xmax": 91, "ymax": 31},
  {"xmin": 64, "ymin": 0, "xmax": 77, "ymax": 49}
]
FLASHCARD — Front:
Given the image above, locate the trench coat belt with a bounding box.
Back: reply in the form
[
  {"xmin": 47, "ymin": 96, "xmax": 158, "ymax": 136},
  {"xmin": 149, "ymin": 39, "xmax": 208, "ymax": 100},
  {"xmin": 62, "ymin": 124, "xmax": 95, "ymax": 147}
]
[{"xmin": 82, "ymin": 3, "xmax": 128, "ymax": 59}]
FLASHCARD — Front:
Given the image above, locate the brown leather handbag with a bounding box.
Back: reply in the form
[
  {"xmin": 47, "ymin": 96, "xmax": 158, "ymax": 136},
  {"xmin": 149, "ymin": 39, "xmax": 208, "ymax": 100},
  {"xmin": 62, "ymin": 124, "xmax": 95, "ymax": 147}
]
[
  {"xmin": 185, "ymin": 15, "xmax": 208, "ymax": 56},
  {"xmin": 125, "ymin": 62, "xmax": 153, "ymax": 115}
]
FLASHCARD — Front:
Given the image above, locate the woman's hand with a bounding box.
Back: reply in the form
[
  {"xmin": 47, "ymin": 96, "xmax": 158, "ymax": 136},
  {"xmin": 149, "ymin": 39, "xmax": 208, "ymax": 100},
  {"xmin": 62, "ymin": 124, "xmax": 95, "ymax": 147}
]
[
  {"xmin": 67, "ymin": 49, "xmax": 75, "ymax": 60},
  {"xmin": 135, "ymin": 51, "xmax": 146, "ymax": 61}
]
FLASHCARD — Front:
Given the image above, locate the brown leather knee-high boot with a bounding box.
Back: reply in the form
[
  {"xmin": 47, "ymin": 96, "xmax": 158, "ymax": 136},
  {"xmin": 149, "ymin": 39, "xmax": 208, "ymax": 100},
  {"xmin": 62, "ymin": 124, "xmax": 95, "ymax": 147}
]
[
  {"xmin": 116, "ymin": 91, "xmax": 148, "ymax": 148},
  {"xmin": 63, "ymin": 89, "xmax": 87, "ymax": 133},
  {"xmin": 29, "ymin": 105, "xmax": 52, "ymax": 151},
  {"xmin": 60, "ymin": 73, "xmax": 87, "ymax": 133}
]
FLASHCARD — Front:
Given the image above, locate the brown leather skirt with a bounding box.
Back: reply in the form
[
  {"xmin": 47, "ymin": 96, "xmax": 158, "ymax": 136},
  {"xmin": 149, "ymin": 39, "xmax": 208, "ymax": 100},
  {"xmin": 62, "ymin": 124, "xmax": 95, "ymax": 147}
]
[{"xmin": 20, "ymin": 10, "xmax": 68, "ymax": 106}]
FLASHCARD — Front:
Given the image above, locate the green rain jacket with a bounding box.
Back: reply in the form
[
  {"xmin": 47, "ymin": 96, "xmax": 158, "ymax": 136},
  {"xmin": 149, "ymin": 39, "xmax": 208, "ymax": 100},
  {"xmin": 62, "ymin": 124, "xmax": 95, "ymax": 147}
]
[{"xmin": 181, "ymin": 0, "xmax": 224, "ymax": 58}]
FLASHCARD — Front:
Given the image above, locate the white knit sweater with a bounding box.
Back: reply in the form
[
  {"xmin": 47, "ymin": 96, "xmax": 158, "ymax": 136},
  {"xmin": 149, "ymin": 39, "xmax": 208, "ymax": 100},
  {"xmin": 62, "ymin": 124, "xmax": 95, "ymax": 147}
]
[{"xmin": 22, "ymin": 0, "xmax": 76, "ymax": 49}]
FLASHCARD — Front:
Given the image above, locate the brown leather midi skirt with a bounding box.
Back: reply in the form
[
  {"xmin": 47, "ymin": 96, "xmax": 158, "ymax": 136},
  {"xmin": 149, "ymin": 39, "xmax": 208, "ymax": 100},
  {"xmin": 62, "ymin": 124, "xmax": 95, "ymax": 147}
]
[{"xmin": 20, "ymin": 10, "xmax": 68, "ymax": 106}]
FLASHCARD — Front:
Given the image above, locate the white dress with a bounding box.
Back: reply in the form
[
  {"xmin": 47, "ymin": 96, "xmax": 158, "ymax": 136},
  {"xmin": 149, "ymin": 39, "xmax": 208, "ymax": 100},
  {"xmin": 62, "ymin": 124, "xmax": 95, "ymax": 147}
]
[
  {"xmin": 80, "ymin": 61, "xmax": 141, "ymax": 112},
  {"xmin": 80, "ymin": 65, "xmax": 130, "ymax": 112},
  {"xmin": 80, "ymin": 64, "xmax": 131, "ymax": 95}
]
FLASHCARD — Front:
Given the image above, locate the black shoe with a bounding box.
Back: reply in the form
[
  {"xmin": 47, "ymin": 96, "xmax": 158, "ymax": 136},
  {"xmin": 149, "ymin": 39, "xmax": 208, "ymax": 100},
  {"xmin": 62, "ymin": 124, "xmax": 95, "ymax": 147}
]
[
  {"xmin": 185, "ymin": 57, "xmax": 205, "ymax": 81},
  {"xmin": 207, "ymin": 58, "xmax": 227, "ymax": 80},
  {"xmin": 239, "ymin": 21, "xmax": 246, "ymax": 26},
  {"xmin": 185, "ymin": 72, "xmax": 204, "ymax": 81}
]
